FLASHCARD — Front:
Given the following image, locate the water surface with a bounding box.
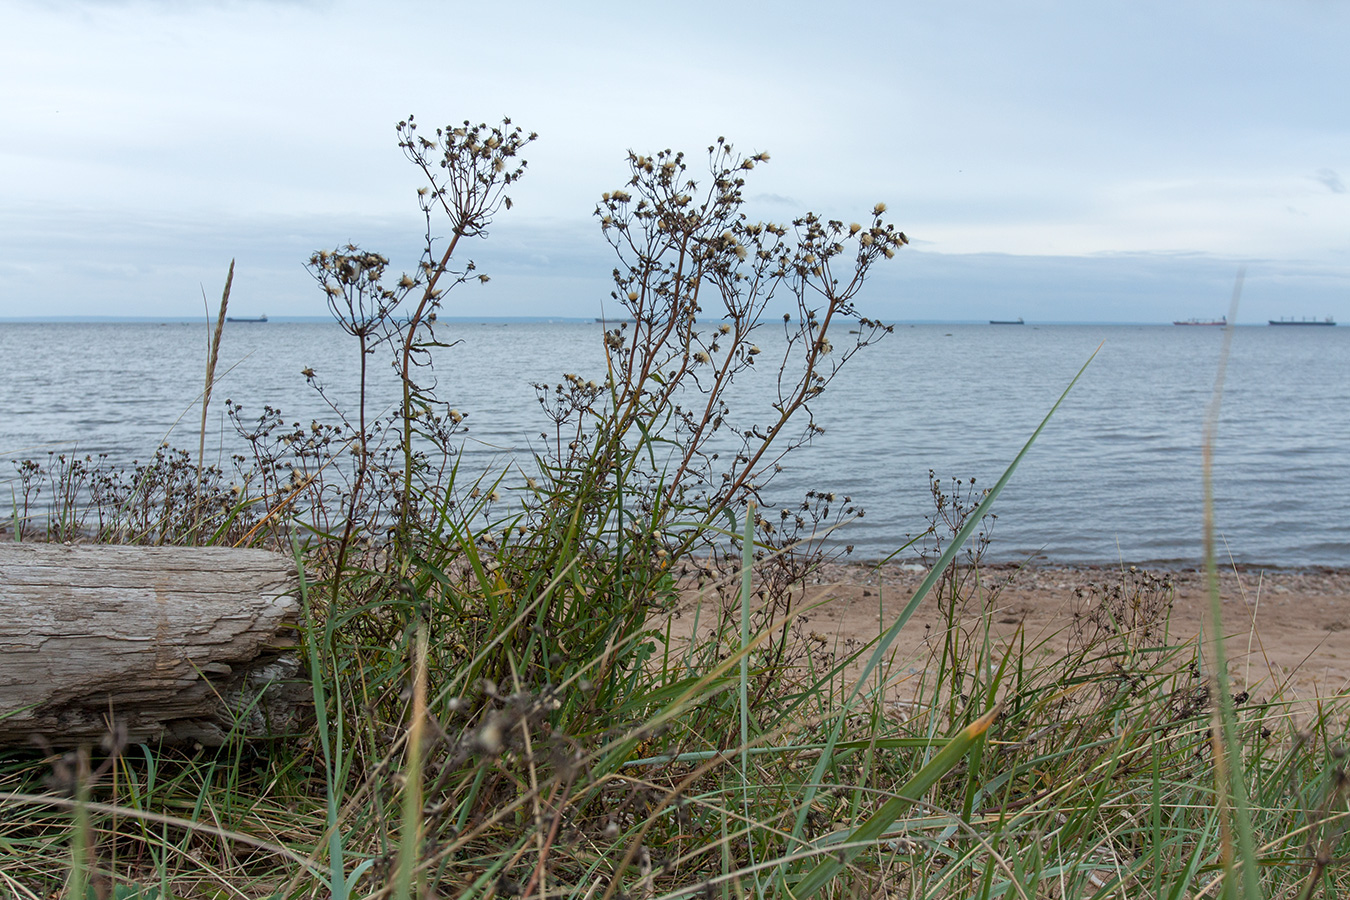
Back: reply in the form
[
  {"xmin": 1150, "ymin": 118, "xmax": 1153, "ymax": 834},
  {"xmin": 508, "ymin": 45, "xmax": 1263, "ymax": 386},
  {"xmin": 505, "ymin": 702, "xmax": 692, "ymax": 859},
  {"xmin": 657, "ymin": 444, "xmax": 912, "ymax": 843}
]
[{"xmin": 2, "ymin": 321, "xmax": 1345, "ymax": 567}]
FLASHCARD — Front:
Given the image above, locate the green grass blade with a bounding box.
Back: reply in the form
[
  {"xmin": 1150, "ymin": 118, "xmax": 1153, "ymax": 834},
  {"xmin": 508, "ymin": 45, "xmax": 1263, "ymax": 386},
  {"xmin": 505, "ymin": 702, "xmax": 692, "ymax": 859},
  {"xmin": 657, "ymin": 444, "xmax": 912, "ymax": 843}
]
[
  {"xmin": 739, "ymin": 501, "xmax": 756, "ymax": 883},
  {"xmin": 1201, "ymin": 275, "xmax": 1261, "ymax": 900}
]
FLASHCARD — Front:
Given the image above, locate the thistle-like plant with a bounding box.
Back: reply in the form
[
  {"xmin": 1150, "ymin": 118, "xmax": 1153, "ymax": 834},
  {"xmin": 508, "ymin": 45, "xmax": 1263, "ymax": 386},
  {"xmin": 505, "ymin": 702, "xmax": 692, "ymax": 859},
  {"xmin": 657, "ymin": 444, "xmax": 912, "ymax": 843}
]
[
  {"xmin": 299, "ymin": 117, "xmax": 536, "ymax": 580},
  {"xmin": 589, "ymin": 140, "xmax": 907, "ymax": 546},
  {"xmin": 490, "ymin": 139, "xmax": 909, "ymax": 701}
]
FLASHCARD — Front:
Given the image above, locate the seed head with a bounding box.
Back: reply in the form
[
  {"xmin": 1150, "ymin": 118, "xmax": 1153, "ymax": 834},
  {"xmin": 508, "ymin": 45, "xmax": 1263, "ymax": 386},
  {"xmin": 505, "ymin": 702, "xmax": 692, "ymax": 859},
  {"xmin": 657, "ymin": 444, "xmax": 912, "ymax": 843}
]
[{"xmin": 477, "ymin": 720, "xmax": 502, "ymax": 754}]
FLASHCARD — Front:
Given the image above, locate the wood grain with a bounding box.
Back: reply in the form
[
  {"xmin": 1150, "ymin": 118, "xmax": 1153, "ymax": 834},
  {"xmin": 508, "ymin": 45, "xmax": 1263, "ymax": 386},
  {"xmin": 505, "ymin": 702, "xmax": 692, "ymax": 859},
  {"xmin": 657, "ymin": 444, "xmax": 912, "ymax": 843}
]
[{"xmin": 0, "ymin": 544, "xmax": 310, "ymax": 747}]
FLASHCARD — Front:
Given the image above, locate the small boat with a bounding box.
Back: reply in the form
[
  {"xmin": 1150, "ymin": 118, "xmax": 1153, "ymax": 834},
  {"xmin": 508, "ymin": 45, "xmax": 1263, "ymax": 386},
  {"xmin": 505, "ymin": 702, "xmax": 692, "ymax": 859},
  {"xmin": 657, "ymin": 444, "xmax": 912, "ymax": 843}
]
[
  {"xmin": 989, "ymin": 317, "xmax": 1024, "ymax": 325},
  {"xmin": 1173, "ymin": 316, "xmax": 1226, "ymax": 326},
  {"xmin": 226, "ymin": 314, "xmax": 268, "ymax": 323},
  {"xmin": 1268, "ymin": 316, "xmax": 1336, "ymax": 326}
]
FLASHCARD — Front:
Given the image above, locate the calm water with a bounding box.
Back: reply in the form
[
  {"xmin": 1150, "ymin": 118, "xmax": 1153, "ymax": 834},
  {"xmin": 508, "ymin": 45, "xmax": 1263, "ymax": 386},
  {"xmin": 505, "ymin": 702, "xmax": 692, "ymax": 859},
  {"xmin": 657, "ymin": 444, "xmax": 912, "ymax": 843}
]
[{"xmin": 2, "ymin": 321, "xmax": 1346, "ymax": 567}]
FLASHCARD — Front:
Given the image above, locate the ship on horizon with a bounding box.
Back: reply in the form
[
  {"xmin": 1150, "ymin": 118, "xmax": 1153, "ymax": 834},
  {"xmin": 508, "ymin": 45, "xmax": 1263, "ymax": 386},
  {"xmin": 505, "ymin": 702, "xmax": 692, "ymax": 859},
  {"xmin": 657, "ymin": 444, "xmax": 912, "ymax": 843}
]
[
  {"xmin": 226, "ymin": 314, "xmax": 268, "ymax": 323},
  {"xmin": 1268, "ymin": 316, "xmax": 1336, "ymax": 326},
  {"xmin": 989, "ymin": 317, "xmax": 1024, "ymax": 325},
  {"xmin": 1173, "ymin": 316, "xmax": 1227, "ymax": 326}
]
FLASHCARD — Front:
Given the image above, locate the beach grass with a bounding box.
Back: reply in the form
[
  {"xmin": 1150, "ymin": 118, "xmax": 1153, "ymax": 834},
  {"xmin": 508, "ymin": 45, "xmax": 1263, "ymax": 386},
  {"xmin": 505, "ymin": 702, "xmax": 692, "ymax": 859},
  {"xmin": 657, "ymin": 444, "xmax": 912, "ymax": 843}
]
[{"xmin": 4, "ymin": 525, "xmax": 1349, "ymax": 898}]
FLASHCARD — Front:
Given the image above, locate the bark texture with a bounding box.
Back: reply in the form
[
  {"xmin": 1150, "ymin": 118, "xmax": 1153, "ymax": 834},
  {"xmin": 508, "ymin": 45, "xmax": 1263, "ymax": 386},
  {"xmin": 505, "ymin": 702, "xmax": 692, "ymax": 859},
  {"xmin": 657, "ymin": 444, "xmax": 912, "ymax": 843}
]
[{"xmin": 0, "ymin": 544, "xmax": 309, "ymax": 748}]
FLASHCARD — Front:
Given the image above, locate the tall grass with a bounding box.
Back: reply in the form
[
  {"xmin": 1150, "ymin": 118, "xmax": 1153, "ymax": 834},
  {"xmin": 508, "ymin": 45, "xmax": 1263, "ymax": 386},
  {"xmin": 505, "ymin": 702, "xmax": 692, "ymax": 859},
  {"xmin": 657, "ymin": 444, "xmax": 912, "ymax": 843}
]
[{"xmin": 3, "ymin": 121, "xmax": 1349, "ymax": 899}]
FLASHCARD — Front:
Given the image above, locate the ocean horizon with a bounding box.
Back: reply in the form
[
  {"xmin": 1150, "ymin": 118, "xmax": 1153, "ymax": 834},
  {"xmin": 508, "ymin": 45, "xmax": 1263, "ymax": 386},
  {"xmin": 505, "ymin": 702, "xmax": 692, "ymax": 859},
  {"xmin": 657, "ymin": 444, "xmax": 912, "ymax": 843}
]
[{"xmin": 3, "ymin": 319, "xmax": 1346, "ymax": 568}]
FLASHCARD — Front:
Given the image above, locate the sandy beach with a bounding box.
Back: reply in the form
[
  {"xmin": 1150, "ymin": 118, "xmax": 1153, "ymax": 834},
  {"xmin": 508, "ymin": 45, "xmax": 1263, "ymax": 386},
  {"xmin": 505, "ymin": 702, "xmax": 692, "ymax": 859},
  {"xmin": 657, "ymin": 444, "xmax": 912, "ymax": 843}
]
[{"xmin": 671, "ymin": 561, "xmax": 1350, "ymax": 711}]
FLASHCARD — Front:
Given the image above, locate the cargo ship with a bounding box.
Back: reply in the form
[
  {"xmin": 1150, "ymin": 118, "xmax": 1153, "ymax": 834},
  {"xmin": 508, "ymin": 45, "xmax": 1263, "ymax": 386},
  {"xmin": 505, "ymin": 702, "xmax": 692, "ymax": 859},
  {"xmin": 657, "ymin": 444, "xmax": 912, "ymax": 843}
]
[
  {"xmin": 226, "ymin": 314, "xmax": 268, "ymax": 323},
  {"xmin": 1173, "ymin": 316, "xmax": 1226, "ymax": 326},
  {"xmin": 1268, "ymin": 317, "xmax": 1335, "ymax": 326}
]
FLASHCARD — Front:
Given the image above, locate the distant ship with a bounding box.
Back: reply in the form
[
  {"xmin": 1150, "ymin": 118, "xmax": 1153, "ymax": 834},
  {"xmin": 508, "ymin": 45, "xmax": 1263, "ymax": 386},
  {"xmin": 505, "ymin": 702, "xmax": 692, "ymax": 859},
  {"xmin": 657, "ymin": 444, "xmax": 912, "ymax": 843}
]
[
  {"xmin": 1173, "ymin": 316, "xmax": 1226, "ymax": 326},
  {"xmin": 226, "ymin": 314, "xmax": 268, "ymax": 323},
  {"xmin": 989, "ymin": 317, "xmax": 1024, "ymax": 325},
  {"xmin": 1269, "ymin": 316, "xmax": 1336, "ymax": 326}
]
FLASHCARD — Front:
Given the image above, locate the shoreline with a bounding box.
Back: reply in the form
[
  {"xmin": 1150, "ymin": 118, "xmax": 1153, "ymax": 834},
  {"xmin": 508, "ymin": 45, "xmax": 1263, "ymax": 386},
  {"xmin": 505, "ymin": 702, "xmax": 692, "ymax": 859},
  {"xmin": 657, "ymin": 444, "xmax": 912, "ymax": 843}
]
[
  {"xmin": 6, "ymin": 525, "xmax": 1344, "ymax": 577},
  {"xmin": 671, "ymin": 559, "xmax": 1350, "ymax": 709},
  {"xmin": 810, "ymin": 559, "xmax": 1350, "ymax": 577}
]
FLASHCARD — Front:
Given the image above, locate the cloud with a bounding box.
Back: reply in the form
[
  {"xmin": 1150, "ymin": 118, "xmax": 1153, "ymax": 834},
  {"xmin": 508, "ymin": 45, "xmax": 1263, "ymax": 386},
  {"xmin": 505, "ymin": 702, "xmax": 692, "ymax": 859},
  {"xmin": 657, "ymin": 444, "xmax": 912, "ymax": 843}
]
[
  {"xmin": 750, "ymin": 193, "xmax": 800, "ymax": 206},
  {"xmin": 868, "ymin": 248, "xmax": 1350, "ymax": 324},
  {"xmin": 1315, "ymin": 168, "xmax": 1346, "ymax": 193},
  {"xmin": 4, "ymin": 205, "xmax": 1348, "ymax": 324}
]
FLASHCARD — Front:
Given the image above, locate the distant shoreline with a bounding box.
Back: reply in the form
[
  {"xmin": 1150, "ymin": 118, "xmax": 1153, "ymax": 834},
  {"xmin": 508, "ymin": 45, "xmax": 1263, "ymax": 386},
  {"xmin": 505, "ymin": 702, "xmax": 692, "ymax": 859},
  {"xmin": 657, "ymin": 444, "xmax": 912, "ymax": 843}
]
[{"xmin": 1, "ymin": 317, "xmax": 1332, "ymax": 327}]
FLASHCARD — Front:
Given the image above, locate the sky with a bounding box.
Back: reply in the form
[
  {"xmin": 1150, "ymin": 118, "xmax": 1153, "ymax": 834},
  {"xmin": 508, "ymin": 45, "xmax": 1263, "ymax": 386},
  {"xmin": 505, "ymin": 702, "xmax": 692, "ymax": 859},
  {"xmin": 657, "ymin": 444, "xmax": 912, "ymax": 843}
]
[{"xmin": 2, "ymin": 0, "xmax": 1348, "ymax": 324}]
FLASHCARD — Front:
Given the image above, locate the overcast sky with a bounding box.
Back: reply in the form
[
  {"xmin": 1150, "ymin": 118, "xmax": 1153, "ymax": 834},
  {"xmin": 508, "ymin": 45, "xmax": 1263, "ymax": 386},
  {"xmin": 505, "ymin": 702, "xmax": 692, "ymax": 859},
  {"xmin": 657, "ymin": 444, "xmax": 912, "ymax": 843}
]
[{"xmin": 3, "ymin": 0, "xmax": 1347, "ymax": 323}]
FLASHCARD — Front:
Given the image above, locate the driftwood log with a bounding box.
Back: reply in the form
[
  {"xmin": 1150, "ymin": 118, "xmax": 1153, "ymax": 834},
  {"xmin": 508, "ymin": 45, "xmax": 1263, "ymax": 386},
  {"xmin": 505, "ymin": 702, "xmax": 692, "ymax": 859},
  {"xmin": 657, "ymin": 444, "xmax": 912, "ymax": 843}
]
[{"xmin": 0, "ymin": 544, "xmax": 310, "ymax": 748}]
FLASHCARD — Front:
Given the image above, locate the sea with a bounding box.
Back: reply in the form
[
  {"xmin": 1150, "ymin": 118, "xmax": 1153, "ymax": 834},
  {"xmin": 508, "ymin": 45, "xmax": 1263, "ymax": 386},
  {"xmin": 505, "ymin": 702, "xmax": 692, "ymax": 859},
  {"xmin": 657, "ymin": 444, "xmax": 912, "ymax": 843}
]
[{"xmin": 2, "ymin": 320, "xmax": 1346, "ymax": 569}]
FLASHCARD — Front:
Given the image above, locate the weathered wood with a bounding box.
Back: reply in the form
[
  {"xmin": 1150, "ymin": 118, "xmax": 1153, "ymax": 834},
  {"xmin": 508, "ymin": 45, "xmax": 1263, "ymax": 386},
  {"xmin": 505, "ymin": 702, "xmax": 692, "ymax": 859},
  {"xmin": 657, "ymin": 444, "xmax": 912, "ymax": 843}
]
[{"xmin": 0, "ymin": 544, "xmax": 310, "ymax": 748}]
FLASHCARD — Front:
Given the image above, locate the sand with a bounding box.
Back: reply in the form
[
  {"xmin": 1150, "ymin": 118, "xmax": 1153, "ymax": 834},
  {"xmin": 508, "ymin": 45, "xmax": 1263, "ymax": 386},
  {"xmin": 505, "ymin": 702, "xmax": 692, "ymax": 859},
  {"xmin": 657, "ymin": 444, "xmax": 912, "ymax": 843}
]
[{"xmin": 670, "ymin": 562, "xmax": 1350, "ymax": 711}]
